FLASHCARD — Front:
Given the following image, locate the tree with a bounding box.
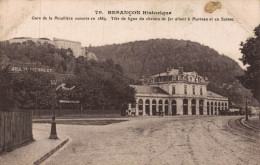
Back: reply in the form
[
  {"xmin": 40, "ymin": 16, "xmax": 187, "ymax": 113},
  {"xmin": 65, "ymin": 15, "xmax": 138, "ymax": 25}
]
[
  {"xmin": 66, "ymin": 58, "xmax": 136, "ymax": 110},
  {"xmin": 0, "ymin": 66, "xmax": 16, "ymax": 111},
  {"xmin": 238, "ymin": 24, "xmax": 260, "ymax": 103}
]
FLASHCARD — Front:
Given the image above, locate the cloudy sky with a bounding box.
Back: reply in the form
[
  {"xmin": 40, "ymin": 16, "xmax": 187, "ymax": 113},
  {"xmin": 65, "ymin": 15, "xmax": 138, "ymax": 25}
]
[{"xmin": 1, "ymin": 0, "xmax": 259, "ymax": 67}]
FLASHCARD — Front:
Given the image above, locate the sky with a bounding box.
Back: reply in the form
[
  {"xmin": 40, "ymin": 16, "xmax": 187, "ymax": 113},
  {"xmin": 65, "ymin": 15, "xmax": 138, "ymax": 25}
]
[{"xmin": 0, "ymin": 0, "xmax": 259, "ymax": 67}]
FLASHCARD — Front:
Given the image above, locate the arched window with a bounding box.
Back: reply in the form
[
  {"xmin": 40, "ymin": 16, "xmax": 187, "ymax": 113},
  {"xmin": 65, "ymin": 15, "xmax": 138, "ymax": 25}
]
[
  {"xmin": 165, "ymin": 100, "xmax": 169, "ymax": 115},
  {"xmin": 158, "ymin": 100, "xmax": 163, "ymax": 112},
  {"xmin": 183, "ymin": 99, "xmax": 188, "ymax": 104},
  {"xmin": 207, "ymin": 102, "xmax": 210, "ymax": 115},
  {"xmin": 138, "ymin": 99, "xmax": 143, "ymax": 110},
  {"xmin": 199, "ymin": 100, "xmax": 204, "ymax": 115},
  {"xmin": 152, "ymin": 100, "xmax": 157, "ymax": 115},
  {"xmin": 145, "ymin": 99, "xmax": 150, "ymax": 115},
  {"xmin": 191, "ymin": 99, "xmax": 196, "ymax": 115},
  {"xmin": 211, "ymin": 102, "xmax": 214, "ymax": 115},
  {"xmin": 171, "ymin": 100, "xmax": 177, "ymax": 115}
]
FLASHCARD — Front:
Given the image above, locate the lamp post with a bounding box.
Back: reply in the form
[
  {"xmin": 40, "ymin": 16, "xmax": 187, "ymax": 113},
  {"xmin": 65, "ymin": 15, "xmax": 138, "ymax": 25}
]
[
  {"xmin": 245, "ymin": 97, "xmax": 249, "ymax": 121},
  {"xmin": 49, "ymin": 79, "xmax": 58, "ymax": 139}
]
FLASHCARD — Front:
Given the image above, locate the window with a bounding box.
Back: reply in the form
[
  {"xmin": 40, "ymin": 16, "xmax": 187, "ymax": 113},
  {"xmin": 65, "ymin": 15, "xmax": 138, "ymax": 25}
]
[
  {"xmin": 172, "ymin": 86, "xmax": 175, "ymax": 94},
  {"xmin": 200, "ymin": 86, "xmax": 203, "ymax": 95},
  {"xmin": 184, "ymin": 85, "xmax": 187, "ymax": 94},
  {"xmin": 192, "ymin": 85, "xmax": 195, "ymax": 95}
]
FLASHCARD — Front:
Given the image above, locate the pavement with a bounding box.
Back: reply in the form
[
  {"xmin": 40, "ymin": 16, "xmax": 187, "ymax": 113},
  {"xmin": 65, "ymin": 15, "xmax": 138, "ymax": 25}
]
[
  {"xmin": 1, "ymin": 116, "xmax": 259, "ymax": 165},
  {"xmin": 228, "ymin": 116, "xmax": 260, "ymax": 139},
  {"xmin": 243, "ymin": 116, "xmax": 260, "ymax": 130},
  {"xmin": 0, "ymin": 123, "xmax": 69, "ymax": 165},
  {"xmin": 41, "ymin": 116, "xmax": 259, "ymax": 165}
]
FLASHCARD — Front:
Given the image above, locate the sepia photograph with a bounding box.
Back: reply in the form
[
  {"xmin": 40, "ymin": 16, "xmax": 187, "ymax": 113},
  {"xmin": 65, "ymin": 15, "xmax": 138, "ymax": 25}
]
[{"xmin": 0, "ymin": 0, "xmax": 259, "ymax": 164}]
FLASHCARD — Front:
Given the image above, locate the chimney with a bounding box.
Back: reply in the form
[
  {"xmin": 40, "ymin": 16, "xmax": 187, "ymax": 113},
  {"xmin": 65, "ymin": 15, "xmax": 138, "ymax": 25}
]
[{"xmin": 179, "ymin": 67, "xmax": 183, "ymax": 75}]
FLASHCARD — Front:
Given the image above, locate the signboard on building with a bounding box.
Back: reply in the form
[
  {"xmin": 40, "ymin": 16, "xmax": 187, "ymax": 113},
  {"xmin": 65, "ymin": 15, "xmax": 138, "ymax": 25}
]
[{"xmin": 10, "ymin": 60, "xmax": 53, "ymax": 73}]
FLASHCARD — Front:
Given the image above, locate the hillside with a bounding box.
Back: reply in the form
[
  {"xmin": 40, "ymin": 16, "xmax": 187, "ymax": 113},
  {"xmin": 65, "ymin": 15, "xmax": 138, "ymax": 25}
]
[
  {"xmin": 87, "ymin": 39, "xmax": 257, "ymax": 107},
  {"xmin": 0, "ymin": 41, "xmax": 135, "ymax": 110}
]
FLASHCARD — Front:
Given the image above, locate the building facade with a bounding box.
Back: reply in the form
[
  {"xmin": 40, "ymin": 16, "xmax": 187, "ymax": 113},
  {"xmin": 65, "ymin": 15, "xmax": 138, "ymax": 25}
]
[
  {"xmin": 8, "ymin": 37, "xmax": 83, "ymax": 58},
  {"xmin": 128, "ymin": 67, "xmax": 228, "ymax": 116},
  {"xmin": 53, "ymin": 38, "xmax": 82, "ymax": 57}
]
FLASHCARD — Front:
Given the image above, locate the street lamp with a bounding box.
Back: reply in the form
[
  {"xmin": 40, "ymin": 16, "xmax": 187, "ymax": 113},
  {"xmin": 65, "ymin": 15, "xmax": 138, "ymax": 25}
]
[
  {"xmin": 49, "ymin": 79, "xmax": 58, "ymax": 139},
  {"xmin": 245, "ymin": 97, "xmax": 250, "ymax": 121}
]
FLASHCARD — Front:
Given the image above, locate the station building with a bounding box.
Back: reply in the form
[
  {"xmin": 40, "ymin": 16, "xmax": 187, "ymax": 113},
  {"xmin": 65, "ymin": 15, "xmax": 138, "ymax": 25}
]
[{"xmin": 127, "ymin": 67, "xmax": 228, "ymax": 116}]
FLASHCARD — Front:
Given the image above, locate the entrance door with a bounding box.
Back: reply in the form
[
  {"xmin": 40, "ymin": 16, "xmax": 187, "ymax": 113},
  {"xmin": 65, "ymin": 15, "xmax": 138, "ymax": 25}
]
[
  {"xmin": 158, "ymin": 100, "xmax": 163, "ymax": 116},
  {"xmin": 165, "ymin": 100, "xmax": 168, "ymax": 115},
  {"xmin": 172, "ymin": 100, "xmax": 177, "ymax": 115},
  {"xmin": 183, "ymin": 99, "xmax": 188, "ymax": 115},
  {"xmin": 211, "ymin": 102, "xmax": 213, "ymax": 115},
  {"xmin": 152, "ymin": 100, "xmax": 157, "ymax": 115},
  {"xmin": 207, "ymin": 102, "xmax": 209, "ymax": 115},
  {"xmin": 138, "ymin": 99, "xmax": 143, "ymax": 116},
  {"xmin": 145, "ymin": 100, "xmax": 150, "ymax": 115},
  {"xmin": 191, "ymin": 99, "xmax": 196, "ymax": 115},
  {"xmin": 199, "ymin": 100, "xmax": 203, "ymax": 115}
]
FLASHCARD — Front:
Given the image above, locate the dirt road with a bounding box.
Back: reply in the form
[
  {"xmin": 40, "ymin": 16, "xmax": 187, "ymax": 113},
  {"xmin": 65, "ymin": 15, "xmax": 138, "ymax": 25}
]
[{"xmin": 40, "ymin": 116, "xmax": 259, "ymax": 165}]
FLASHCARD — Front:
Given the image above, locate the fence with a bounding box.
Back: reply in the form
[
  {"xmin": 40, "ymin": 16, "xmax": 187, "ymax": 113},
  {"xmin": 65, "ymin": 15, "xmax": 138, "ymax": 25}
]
[
  {"xmin": 0, "ymin": 111, "xmax": 33, "ymax": 154},
  {"xmin": 32, "ymin": 109, "xmax": 122, "ymax": 118}
]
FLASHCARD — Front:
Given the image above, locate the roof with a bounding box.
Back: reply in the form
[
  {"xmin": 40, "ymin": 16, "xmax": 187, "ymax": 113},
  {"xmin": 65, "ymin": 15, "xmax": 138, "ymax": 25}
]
[
  {"xmin": 151, "ymin": 69, "xmax": 200, "ymax": 78},
  {"xmin": 151, "ymin": 69, "xmax": 179, "ymax": 77},
  {"xmin": 12, "ymin": 37, "xmax": 31, "ymax": 39},
  {"xmin": 131, "ymin": 85, "xmax": 170, "ymax": 96},
  {"xmin": 207, "ymin": 91, "xmax": 227, "ymax": 99},
  {"xmin": 53, "ymin": 37, "xmax": 81, "ymax": 44}
]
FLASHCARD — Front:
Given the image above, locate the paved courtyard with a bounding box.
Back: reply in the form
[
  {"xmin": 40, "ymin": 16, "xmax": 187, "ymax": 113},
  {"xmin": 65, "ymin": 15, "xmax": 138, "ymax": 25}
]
[{"xmin": 39, "ymin": 116, "xmax": 259, "ymax": 165}]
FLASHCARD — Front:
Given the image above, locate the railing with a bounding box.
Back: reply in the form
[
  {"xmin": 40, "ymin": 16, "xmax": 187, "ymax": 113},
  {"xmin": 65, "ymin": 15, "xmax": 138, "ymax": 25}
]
[
  {"xmin": 31, "ymin": 109, "xmax": 122, "ymax": 118},
  {"xmin": 0, "ymin": 111, "xmax": 33, "ymax": 154}
]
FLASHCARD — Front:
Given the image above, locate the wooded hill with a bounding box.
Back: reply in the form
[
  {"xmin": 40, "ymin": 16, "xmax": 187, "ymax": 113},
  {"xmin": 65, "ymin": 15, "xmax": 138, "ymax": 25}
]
[
  {"xmin": 0, "ymin": 41, "xmax": 135, "ymax": 110},
  {"xmin": 87, "ymin": 39, "xmax": 258, "ymax": 107}
]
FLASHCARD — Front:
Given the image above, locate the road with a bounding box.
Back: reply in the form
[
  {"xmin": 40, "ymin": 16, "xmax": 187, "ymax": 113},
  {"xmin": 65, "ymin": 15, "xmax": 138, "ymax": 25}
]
[{"xmin": 40, "ymin": 116, "xmax": 259, "ymax": 165}]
